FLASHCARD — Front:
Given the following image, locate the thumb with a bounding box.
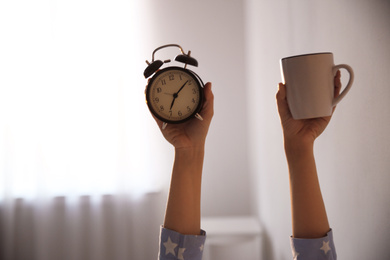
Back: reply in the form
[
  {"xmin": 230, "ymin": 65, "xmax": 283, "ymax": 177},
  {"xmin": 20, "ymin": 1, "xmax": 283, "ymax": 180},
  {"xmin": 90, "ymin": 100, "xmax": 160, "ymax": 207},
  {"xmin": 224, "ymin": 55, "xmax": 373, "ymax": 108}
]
[{"xmin": 276, "ymin": 83, "xmax": 292, "ymax": 120}]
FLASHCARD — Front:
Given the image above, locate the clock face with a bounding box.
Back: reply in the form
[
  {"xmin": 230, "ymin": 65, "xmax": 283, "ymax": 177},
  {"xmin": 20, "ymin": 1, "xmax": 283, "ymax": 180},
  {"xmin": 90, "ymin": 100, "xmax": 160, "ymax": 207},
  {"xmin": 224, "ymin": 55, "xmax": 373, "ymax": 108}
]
[{"xmin": 146, "ymin": 67, "xmax": 204, "ymax": 124}]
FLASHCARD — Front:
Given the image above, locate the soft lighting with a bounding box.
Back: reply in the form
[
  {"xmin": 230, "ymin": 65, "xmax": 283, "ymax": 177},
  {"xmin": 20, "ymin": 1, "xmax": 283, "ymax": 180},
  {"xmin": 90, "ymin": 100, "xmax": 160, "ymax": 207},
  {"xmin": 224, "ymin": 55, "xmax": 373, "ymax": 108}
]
[{"xmin": 0, "ymin": 0, "xmax": 165, "ymax": 199}]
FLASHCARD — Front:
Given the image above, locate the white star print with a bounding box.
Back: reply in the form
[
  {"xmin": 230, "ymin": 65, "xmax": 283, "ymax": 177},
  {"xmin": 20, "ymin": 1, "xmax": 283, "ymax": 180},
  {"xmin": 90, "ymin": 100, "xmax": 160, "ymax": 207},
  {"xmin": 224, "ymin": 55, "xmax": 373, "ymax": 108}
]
[
  {"xmin": 199, "ymin": 244, "xmax": 204, "ymax": 251},
  {"xmin": 320, "ymin": 241, "xmax": 331, "ymax": 254},
  {"xmin": 163, "ymin": 237, "xmax": 178, "ymax": 256},
  {"xmin": 178, "ymin": 247, "xmax": 186, "ymax": 260}
]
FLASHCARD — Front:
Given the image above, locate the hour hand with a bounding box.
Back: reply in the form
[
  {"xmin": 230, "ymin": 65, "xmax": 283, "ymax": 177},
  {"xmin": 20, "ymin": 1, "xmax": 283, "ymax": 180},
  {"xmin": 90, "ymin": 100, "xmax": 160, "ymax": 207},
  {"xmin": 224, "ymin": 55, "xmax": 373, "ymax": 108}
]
[
  {"xmin": 170, "ymin": 96, "xmax": 176, "ymax": 110},
  {"xmin": 169, "ymin": 91, "xmax": 179, "ymax": 110}
]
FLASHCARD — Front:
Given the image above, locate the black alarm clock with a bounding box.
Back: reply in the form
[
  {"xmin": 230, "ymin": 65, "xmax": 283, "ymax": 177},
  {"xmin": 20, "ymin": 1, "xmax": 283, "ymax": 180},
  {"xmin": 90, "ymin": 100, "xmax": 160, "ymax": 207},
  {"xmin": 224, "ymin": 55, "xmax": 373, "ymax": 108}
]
[{"xmin": 144, "ymin": 44, "xmax": 204, "ymax": 129}]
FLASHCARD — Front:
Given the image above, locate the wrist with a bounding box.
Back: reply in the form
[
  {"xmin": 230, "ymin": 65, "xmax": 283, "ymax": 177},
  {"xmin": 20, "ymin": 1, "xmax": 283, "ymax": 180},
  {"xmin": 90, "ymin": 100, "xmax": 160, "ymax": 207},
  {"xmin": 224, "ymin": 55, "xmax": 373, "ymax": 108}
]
[
  {"xmin": 175, "ymin": 145, "xmax": 205, "ymax": 157},
  {"xmin": 284, "ymin": 138, "xmax": 314, "ymax": 160},
  {"xmin": 174, "ymin": 146, "xmax": 205, "ymax": 174}
]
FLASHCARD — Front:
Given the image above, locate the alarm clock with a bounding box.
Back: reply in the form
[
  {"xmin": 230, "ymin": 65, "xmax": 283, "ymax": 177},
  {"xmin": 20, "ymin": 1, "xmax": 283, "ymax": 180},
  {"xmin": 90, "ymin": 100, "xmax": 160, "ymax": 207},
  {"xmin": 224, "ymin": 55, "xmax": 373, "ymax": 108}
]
[{"xmin": 144, "ymin": 44, "xmax": 205, "ymax": 129}]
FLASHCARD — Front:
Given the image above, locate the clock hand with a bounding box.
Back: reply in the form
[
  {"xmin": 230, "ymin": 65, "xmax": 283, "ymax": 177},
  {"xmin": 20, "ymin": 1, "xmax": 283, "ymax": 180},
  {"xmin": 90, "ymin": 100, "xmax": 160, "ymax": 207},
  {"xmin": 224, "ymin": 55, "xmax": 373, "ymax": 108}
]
[
  {"xmin": 169, "ymin": 80, "xmax": 189, "ymax": 110},
  {"xmin": 176, "ymin": 80, "xmax": 189, "ymax": 95},
  {"xmin": 170, "ymin": 94, "xmax": 177, "ymax": 110}
]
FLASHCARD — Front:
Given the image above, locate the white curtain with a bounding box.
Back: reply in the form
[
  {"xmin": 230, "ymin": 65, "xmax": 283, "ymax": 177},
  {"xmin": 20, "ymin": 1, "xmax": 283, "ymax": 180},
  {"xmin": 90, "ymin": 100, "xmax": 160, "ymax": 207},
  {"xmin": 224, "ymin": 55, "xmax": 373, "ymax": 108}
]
[
  {"xmin": 0, "ymin": 0, "xmax": 169, "ymax": 259},
  {"xmin": 1, "ymin": 194, "xmax": 165, "ymax": 260}
]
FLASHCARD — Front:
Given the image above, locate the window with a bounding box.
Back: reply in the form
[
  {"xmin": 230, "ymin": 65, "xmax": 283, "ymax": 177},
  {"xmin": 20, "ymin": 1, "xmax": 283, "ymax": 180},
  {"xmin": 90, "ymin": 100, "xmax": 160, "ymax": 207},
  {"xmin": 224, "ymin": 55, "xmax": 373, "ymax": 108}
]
[{"xmin": 0, "ymin": 0, "xmax": 169, "ymax": 200}]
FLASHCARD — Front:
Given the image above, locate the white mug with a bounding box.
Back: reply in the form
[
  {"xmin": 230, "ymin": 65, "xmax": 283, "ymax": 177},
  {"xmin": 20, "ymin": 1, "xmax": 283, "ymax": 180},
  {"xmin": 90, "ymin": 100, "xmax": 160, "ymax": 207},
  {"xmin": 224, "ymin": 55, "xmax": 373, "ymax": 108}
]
[{"xmin": 280, "ymin": 52, "xmax": 354, "ymax": 119}]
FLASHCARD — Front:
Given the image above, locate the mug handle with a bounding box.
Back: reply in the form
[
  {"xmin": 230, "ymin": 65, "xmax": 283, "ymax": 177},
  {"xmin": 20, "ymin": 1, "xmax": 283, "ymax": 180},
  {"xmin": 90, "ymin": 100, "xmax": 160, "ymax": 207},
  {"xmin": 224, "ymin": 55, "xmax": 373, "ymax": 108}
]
[{"xmin": 332, "ymin": 64, "xmax": 354, "ymax": 106}]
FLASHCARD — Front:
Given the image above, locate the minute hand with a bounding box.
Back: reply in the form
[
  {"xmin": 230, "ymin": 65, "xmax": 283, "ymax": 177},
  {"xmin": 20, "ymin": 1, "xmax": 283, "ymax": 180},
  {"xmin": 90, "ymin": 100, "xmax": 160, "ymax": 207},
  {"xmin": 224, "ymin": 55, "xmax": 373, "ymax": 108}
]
[
  {"xmin": 170, "ymin": 80, "xmax": 189, "ymax": 110},
  {"xmin": 176, "ymin": 80, "xmax": 189, "ymax": 94}
]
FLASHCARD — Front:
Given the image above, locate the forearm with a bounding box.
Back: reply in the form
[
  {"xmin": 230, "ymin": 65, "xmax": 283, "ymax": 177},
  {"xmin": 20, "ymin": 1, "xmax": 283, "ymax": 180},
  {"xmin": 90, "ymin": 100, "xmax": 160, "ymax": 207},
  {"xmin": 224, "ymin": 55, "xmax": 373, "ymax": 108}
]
[
  {"xmin": 285, "ymin": 140, "xmax": 330, "ymax": 239},
  {"xmin": 163, "ymin": 146, "xmax": 205, "ymax": 235}
]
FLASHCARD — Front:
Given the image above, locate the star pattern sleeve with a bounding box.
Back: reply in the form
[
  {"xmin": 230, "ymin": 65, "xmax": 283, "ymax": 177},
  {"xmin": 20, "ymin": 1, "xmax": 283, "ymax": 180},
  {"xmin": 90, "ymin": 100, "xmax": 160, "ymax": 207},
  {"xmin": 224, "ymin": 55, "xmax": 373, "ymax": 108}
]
[
  {"xmin": 158, "ymin": 226, "xmax": 206, "ymax": 260},
  {"xmin": 290, "ymin": 229, "xmax": 337, "ymax": 260}
]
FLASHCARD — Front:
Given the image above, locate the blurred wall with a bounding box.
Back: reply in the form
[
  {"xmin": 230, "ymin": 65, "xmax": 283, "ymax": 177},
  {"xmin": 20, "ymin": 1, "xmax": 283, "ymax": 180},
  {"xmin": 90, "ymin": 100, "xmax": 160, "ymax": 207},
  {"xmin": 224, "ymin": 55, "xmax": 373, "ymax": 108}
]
[{"xmin": 245, "ymin": 0, "xmax": 390, "ymax": 259}]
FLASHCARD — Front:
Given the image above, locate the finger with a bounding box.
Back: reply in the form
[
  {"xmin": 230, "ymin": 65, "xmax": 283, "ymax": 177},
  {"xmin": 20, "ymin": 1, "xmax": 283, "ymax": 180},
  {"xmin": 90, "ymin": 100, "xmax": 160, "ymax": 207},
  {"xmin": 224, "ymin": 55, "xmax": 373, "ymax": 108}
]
[
  {"xmin": 204, "ymin": 82, "xmax": 214, "ymax": 106},
  {"xmin": 276, "ymin": 83, "xmax": 292, "ymax": 120},
  {"xmin": 334, "ymin": 70, "xmax": 341, "ymax": 98},
  {"xmin": 331, "ymin": 70, "xmax": 342, "ymax": 114},
  {"xmin": 200, "ymin": 82, "xmax": 214, "ymax": 121}
]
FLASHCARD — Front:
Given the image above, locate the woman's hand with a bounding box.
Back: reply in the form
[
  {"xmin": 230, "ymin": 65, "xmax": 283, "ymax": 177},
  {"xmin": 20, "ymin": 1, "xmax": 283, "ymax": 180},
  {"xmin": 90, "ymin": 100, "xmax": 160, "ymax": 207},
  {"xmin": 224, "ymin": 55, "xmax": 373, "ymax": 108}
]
[
  {"xmin": 152, "ymin": 82, "xmax": 214, "ymax": 150},
  {"xmin": 276, "ymin": 71, "xmax": 342, "ymax": 146}
]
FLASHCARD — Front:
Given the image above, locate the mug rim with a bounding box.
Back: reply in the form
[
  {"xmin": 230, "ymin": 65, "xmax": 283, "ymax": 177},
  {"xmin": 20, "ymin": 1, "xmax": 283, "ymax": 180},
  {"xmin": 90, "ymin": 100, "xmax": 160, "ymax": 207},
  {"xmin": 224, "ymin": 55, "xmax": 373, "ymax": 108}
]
[{"xmin": 281, "ymin": 52, "xmax": 333, "ymax": 61}]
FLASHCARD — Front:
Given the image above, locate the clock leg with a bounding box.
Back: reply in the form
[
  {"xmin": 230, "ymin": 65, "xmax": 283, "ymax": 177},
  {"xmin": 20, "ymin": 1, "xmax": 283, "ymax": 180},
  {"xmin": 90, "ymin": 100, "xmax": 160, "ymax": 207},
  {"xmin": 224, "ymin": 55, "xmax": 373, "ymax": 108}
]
[
  {"xmin": 195, "ymin": 113, "xmax": 203, "ymax": 121},
  {"xmin": 162, "ymin": 122, "xmax": 168, "ymax": 130}
]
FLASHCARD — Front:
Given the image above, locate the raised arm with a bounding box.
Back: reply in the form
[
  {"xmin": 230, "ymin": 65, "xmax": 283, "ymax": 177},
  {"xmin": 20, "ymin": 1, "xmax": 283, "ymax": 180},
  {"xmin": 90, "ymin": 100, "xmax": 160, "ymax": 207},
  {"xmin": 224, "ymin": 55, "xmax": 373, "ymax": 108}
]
[
  {"xmin": 153, "ymin": 82, "xmax": 214, "ymax": 235},
  {"xmin": 276, "ymin": 71, "xmax": 341, "ymax": 239}
]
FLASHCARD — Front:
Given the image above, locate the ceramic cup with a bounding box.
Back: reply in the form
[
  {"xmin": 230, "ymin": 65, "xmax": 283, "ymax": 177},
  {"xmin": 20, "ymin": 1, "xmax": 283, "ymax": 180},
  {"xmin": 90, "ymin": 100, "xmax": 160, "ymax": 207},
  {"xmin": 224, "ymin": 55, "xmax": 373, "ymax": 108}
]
[{"xmin": 280, "ymin": 52, "xmax": 354, "ymax": 119}]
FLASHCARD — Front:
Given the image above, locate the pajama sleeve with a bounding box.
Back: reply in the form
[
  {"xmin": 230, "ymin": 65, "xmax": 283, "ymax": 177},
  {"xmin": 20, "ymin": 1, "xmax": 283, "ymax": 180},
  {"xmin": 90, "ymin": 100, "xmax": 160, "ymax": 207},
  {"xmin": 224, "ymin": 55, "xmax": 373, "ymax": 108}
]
[
  {"xmin": 158, "ymin": 226, "xmax": 206, "ymax": 260},
  {"xmin": 290, "ymin": 229, "xmax": 337, "ymax": 260}
]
